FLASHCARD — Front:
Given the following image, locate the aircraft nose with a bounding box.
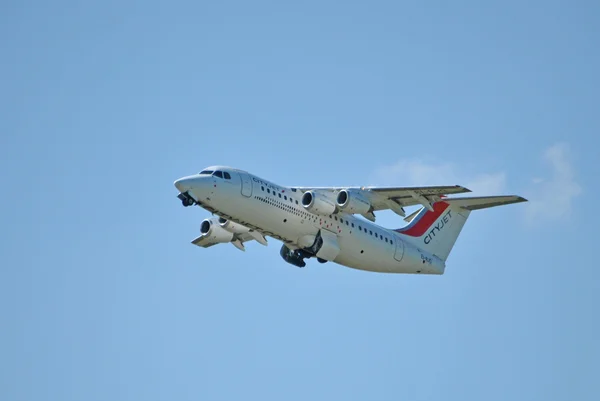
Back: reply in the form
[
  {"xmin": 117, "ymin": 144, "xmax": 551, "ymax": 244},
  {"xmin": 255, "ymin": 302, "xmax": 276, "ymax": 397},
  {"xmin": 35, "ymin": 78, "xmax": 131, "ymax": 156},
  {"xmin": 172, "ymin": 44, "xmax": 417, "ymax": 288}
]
[{"xmin": 174, "ymin": 176, "xmax": 196, "ymax": 192}]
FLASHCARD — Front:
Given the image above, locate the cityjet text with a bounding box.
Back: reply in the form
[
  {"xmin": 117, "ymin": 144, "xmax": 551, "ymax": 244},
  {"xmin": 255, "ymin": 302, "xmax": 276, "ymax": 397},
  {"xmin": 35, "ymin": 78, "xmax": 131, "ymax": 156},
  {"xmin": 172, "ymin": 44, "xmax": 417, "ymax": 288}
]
[{"xmin": 423, "ymin": 210, "xmax": 452, "ymax": 244}]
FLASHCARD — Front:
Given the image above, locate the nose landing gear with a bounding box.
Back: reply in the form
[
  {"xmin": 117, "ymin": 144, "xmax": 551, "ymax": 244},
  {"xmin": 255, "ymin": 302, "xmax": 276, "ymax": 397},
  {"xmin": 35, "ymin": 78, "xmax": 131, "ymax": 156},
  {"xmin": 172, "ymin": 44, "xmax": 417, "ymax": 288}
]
[{"xmin": 177, "ymin": 192, "xmax": 196, "ymax": 207}]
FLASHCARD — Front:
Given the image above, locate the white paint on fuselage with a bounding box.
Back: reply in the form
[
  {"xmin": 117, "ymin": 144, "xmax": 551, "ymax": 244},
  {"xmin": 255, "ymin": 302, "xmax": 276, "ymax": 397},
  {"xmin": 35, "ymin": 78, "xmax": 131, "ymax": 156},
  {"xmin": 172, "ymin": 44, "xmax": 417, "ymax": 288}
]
[{"xmin": 186, "ymin": 167, "xmax": 444, "ymax": 274}]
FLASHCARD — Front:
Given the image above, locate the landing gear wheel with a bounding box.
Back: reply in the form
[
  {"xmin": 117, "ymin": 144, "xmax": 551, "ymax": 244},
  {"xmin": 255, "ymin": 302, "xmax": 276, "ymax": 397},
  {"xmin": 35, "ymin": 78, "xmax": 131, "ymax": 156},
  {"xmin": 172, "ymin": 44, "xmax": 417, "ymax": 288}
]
[
  {"xmin": 183, "ymin": 198, "xmax": 194, "ymax": 207},
  {"xmin": 317, "ymin": 258, "xmax": 327, "ymax": 264},
  {"xmin": 280, "ymin": 244, "xmax": 307, "ymax": 268}
]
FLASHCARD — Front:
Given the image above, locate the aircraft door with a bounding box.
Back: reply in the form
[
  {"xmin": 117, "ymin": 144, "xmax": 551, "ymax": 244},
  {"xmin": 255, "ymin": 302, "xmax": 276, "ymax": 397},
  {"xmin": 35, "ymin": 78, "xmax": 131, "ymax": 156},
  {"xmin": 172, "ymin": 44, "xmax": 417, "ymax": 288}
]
[
  {"xmin": 393, "ymin": 236, "xmax": 405, "ymax": 262},
  {"xmin": 240, "ymin": 172, "xmax": 253, "ymax": 197}
]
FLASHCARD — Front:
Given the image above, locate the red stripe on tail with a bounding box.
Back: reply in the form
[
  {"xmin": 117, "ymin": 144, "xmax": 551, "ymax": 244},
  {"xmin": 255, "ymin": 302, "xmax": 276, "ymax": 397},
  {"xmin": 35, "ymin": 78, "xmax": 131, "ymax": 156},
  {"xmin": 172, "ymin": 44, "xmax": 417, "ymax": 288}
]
[{"xmin": 397, "ymin": 202, "xmax": 449, "ymax": 237}]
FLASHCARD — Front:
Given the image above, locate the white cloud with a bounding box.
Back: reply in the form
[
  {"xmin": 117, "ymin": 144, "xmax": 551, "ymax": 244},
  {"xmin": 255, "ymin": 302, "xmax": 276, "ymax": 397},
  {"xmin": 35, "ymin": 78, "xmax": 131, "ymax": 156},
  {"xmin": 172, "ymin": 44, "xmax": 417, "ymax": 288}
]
[
  {"xmin": 524, "ymin": 143, "xmax": 582, "ymax": 223},
  {"xmin": 371, "ymin": 142, "xmax": 582, "ymax": 225},
  {"xmin": 370, "ymin": 159, "xmax": 507, "ymax": 195}
]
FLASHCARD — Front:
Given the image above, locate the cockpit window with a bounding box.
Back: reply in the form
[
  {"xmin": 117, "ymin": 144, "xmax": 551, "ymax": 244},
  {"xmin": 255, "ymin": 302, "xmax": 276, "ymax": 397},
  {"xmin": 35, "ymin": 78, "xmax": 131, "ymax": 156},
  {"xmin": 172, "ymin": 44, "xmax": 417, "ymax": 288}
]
[
  {"xmin": 213, "ymin": 171, "xmax": 223, "ymax": 178},
  {"xmin": 224, "ymin": 172, "xmax": 231, "ymax": 180},
  {"xmin": 199, "ymin": 170, "xmax": 214, "ymax": 175}
]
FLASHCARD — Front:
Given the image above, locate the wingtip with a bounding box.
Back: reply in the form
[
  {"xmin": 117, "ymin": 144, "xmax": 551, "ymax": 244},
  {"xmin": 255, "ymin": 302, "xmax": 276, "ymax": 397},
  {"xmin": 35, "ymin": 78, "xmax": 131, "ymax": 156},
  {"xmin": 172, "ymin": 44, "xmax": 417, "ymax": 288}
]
[{"xmin": 505, "ymin": 195, "xmax": 528, "ymax": 204}]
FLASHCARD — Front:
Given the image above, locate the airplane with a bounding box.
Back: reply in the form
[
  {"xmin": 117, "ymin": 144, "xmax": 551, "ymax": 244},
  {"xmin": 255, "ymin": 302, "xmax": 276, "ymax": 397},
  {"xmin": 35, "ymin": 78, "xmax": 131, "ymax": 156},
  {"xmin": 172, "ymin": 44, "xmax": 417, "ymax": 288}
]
[{"xmin": 174, "ymin": 166, "xmax": 527, "ymax": 274}]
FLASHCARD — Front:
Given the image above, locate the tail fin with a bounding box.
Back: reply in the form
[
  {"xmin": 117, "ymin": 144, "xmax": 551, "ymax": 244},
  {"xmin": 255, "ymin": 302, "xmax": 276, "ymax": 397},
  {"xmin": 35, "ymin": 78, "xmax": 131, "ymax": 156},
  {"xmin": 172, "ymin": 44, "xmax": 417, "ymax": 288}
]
[{"xmin": 394, "ymin": 195, "xmax": 527, "ymax": 261}]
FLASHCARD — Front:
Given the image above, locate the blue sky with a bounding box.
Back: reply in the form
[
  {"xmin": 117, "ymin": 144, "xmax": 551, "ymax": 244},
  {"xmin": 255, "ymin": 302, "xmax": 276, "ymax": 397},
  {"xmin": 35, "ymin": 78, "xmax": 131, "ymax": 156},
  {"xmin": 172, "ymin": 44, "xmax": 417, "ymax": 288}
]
[{"xmin": 1, "ymin": 1, "xmax": 599, "ymax": 400}]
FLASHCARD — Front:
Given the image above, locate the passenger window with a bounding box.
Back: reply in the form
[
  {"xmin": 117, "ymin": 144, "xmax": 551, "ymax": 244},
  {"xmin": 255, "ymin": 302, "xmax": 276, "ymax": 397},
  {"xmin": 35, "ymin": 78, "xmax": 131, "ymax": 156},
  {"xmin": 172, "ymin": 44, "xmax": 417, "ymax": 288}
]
[
  {"xmin": 375, "ymin": 233, "xmax": 378, "ymax": 238},
  {"xmin": 340, "ymin": 218, "xmax": 344, "ymax": 223},
  {"xmin": 284, "ymin": 196, "xmax": 287, "ymax": 200},
  {"xmin": 278, "ymin": 193, "xmax": 282, "ymax": 198},
  {"xmin": 267, "ymin": 189, "xmax": 271, "ymax": 194},
  {"xmin": 213, "ymin": 171, "xmax": 223, "ymax": 178},
  {"xmin": 359, "ymin": 227, "xmax": 362, "ymax": 231},
  {"xmin": 385, "ymin": 238, "xmax": 388, "ymax": 243},
  {"xmin": 346, "ymin": 221, "xmax": 349, "ymax": 226},
  {"xmin": 335, "ymin": 216, "xmax": 338, "ymax": 221},
  {"xmin": 295, "ymin": 200, "xmax": 298, "ymax": 205},
  {"xmin": 369, "ymin": 230, "xmax": 373, "ymax": 235},
  {"xmin": 351, "ymin": 223, "xmax": 354, "ymax": 228},
  {"xmin": 224, "ymin": 172, "xmax": 231, "ymax": 179},
  {"xmin": 261, "ymin": 186, "xmax": 265, "ymax": 191}
]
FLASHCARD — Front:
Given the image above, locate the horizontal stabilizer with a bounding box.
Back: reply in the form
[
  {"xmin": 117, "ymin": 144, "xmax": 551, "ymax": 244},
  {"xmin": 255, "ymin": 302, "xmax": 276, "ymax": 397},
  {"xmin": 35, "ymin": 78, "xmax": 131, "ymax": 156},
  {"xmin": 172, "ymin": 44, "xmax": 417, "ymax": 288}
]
[{"xmin": 395, "ymin": 194, "xmax": 527, "ymax": 261}]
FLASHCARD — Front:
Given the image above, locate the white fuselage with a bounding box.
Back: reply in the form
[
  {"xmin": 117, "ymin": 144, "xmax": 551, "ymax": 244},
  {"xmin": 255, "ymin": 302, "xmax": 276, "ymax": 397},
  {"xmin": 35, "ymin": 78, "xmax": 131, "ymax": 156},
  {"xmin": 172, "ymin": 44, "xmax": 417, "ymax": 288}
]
[{"xmin": 181, "ymin": 168, "xmax": 445, "ymax": 274}]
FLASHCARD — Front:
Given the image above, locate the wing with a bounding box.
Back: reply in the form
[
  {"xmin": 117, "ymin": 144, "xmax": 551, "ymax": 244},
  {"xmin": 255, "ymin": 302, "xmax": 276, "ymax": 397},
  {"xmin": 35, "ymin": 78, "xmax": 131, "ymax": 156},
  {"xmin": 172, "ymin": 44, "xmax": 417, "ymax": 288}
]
[
  {"xmin": 191, "ymin": 235, "xmax": 221, "ymax": 248},
  {"xmin": 191, "ymin": 229, "xmax": 268, "ymax": 251},
  {"xmin": 292, "ymin": 185, "xmax": 471, "ymax": 221},
  {"xmin": 368, "ymin": 185, "xmax": 471, "ymax": 210}
]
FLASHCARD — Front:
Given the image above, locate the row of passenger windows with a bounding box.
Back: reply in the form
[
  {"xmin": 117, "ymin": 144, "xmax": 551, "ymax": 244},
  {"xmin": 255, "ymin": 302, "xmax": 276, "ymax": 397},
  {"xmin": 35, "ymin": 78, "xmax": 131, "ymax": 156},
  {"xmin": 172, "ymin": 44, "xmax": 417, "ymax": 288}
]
[
  {"xmin": 328, "ymin": 214, "xmax": 393, "ymax": 244},
  {"xmin": 259, "ymin": 185, "xmax": 394, "ymax": 245},
  {"xmin": 261, "ymin": 186, "xmax": 299, "ymax": 205},
  {"xmin": 199, "ymin": 170, "xmax": 232, "ymax": 180},
  {"xmin": 257, "ymin": 196, "xmax": 312, "ymax": 218}
]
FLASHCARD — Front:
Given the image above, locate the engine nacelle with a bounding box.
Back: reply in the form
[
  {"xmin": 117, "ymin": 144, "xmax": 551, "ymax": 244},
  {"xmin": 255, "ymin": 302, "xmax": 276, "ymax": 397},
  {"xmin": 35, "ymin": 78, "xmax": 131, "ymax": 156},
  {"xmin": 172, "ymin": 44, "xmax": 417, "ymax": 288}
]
[
  {"xmin": 336, "ymin": 189, "xmax": 371, "ymax": 214},
  {"xmin": 218, "ymin": 218, "xmax": 250, "ymax": 234},
  {"xmin": 301, "ymin": 190, "xmax": 337, "ymax": 215},
  {"xmin": 200, "ymin": 218, "xmax": 234, "ymax": 243}
]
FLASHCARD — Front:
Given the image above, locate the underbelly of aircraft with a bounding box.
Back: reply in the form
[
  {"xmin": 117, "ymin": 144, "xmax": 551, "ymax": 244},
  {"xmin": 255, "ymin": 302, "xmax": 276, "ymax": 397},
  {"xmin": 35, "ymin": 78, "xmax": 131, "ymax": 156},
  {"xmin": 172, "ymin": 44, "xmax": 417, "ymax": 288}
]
[{"xmin": 209, "ymin": 192, "xmax": 443, "ymax": 274}]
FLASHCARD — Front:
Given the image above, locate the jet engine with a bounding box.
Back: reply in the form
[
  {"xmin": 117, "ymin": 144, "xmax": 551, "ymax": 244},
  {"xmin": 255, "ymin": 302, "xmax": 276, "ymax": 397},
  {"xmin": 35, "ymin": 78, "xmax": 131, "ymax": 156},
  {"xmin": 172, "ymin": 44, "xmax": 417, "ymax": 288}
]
[
  {"xmin": 336, "ymin": 189, "xmax": 371, "ymax": 215},
  {"xmin": 200, "ymin": 218, "xmax": 234, "ymax": 243},
  {"xmin": 301, "ymin": 190, "xmax": 337, "ymax": 215}
]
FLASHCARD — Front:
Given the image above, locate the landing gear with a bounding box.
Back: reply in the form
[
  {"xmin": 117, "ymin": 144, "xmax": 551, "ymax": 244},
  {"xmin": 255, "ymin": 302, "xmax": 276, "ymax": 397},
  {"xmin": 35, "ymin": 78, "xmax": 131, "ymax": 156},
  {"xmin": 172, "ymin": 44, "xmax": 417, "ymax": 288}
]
[
  {"xmin": 280, "ymin": 244, "xmax": 308, "ymax": 268},
  {"xmin": 177, "ymin": 192, "xmax": 196, "ymax": 207},
  {"xmin": 279, "ymin": 244, "xmax": 328, "ymax": 268}
]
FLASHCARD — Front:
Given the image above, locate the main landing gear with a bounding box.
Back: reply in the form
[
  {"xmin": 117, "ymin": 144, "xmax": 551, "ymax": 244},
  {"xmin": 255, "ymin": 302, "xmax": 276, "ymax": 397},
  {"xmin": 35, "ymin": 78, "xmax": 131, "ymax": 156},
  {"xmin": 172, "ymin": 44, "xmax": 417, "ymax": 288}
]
[
  {"xmin": 177, "ymin": 192, "xmax": 196, "ymax": 207},
  {"xmin": 280, "ymin": 245, "xmax": 329, "ymax": 268},
  {"xmin": 280, "ymin": 245, "xmax": 311, "ymax": 268}
]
